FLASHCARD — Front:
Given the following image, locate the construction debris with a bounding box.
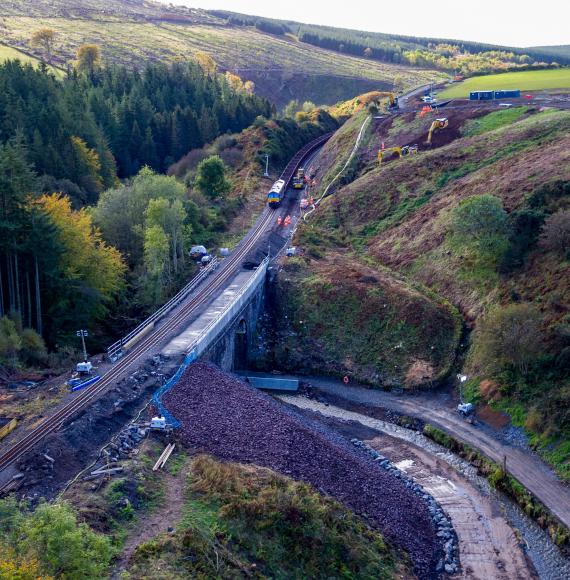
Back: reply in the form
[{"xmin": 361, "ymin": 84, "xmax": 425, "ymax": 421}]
[
  {"xmin": 91, "ymin": 467, "xmax": 124, "ymax": 476},
  {"xmin": 153, "ymin": 443, "xmax": 175, "ymax": 471}
]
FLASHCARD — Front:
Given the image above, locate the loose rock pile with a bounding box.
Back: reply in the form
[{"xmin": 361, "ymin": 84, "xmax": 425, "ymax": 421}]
[
  {"xmin": 102, "ymin": 424, "xmax": 148, "ymax": 464},
  {"xmin": 351, "ymin": 439, "xmax": 459, "ymax": 575},
  {"xmin": 164, "ymin": 362, "xmax": 442, "ymax": 578}
]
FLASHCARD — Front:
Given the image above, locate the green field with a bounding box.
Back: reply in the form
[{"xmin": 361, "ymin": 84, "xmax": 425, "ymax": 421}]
[
  {"xmin": 0, "ymin": 43, "xmax": 63, "ymax": 76},
  {"xmin": 439, "ymin": 68, "xmax": 570, "ymax": 99},
  {"xmin": 0, "ymin": 43, "xmax": 43, "ymax": 65}
]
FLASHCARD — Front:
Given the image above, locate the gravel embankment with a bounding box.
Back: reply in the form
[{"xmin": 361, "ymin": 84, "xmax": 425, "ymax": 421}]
[{"xmin": 163, "ymin": 362, "xmax": 440, "ymax": 577}]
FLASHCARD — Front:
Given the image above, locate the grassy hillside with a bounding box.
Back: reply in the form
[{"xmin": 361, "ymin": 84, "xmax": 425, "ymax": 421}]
[
  {"xmin": 127, "ymin": 455, "xmax": 405, "ymax": 579},
  {"xmin": 57, "ymin": 441, "xmax": 406, "ymax": 579},
  {"xmin": 0, "ymin": 42, "xmax": 63, "ymax": 75},
  {"xmin": 529, "ymin": 45, "xmax": 570, "ymax": 60},
  {"xmin": 2, "ymin": 445, "xmax": 407, "ymax": 578},
  {"xmin": 283, "ymin": 102, "xmax": 570, "ymax": 478},
  {"xmin": 0, "ymin": 0, "xmax": 443, "ymax": 107},
  {"xmin": 210, "ymin": 9, "xmax": 570, "ymax": 69},
  {"xmin": 439, "ymin": 68, "xmax": 570, "ymax": 98},
  {"xmin": 275, "ymin": 255, "xmax": 461, "ymax": 388},
  {"xmin": 0, "ymin": 43, "xmax": 40, "ymax": 64}
]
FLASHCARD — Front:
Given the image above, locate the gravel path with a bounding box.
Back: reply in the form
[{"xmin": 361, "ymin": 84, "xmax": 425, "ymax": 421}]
[
  {"xmin": 163, "ymin": 362, "xmax": 440, "ymax": 578},
  {"xmin": 303, "ymin": 376, "xmax": 570, "ymax": 530}
]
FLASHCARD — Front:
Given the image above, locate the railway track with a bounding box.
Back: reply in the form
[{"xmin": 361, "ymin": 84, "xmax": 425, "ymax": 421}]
[
  {"xmin": 0, "ymin": 206, "xmax": 274, "ymax": 474},
  {"xmin": 0, "ymin": 134, "xmax": 331, "ymax": 476}
]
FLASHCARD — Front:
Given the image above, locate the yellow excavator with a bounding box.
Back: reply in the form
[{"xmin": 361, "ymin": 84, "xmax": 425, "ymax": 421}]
[
  {"xmin": 388, "ymin": 93, "xmax": 399, "ymax": 109},
  {"xmin": 377, "ymin": 144, "xmax": 418, "ymax": 164},
  {"xmin": 426, "ymin": 118, "xmax": 448, "ymax": 145}
]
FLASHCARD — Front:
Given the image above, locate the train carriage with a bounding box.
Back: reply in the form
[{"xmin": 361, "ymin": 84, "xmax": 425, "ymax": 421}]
[
  {"xmin": 267, "ymin": 179, "xmax": 286, "ymax": 208},
  {"xmin": 266, "ymin": 132, "xmax": 333, "ymax": 209}
]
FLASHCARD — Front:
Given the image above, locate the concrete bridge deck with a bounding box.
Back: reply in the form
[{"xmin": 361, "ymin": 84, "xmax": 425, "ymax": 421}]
[
  {"xmin": 161, "ymin": 257, "xmax": 268, "ymax": 372},
  {"xmin": 162, "ymin": 268, "xmax": 258, "ymax": 357}
]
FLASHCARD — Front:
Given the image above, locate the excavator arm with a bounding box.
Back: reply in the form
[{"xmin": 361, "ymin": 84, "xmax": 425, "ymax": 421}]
[
  {"xmin": 427, "ymin": 118, "xmax": 448, "ymax": 145},
  {"xmin": 378, "ymin": 146, "xmax": 402, "ymax": 164}
]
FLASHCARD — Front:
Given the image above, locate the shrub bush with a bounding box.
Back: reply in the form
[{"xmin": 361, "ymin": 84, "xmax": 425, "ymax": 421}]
[
  {"xmin": 499, "ymin": 208, "xmax": 544, "ymax": 272},
  {"xmin": 474, "ymin": 303, "xmax": 544, "ymax": 375},
  {"xmin": 0, "ymin": 499, "xmax": 113, "ymax": 579},
  {"xmin": 450, "ymin": 194, "xmax": 509, "ymax": 263},
  {"xmin": 539, "ymin": 209, "xmax": 570, "ymax": 256}
]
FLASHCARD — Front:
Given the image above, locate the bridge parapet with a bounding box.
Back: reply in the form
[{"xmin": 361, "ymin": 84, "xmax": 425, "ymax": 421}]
[
  {"xmin": 107, "ymin": 258, "xmax": 219, "ymax": 361},
  {"xmin": 188, "ymin": 257, "xmax": 269, "ymax": 360},
  {"xmin": 162, "ymin": 257, "xmax": 268, "ymax": 361}
]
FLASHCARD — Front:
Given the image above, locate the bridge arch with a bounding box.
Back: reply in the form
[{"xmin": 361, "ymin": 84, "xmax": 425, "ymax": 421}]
[{"xmin": 234, "ymin": 317, "xmax": 248, "ymax": 369}]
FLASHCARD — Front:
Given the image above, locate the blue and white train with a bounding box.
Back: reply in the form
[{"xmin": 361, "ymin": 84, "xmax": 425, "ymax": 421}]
[{"xmin": 267, "ymin": 179, "xmax": 286, "ymax": 208}]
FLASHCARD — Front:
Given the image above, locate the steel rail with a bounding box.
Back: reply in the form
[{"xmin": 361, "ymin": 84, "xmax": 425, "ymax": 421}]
[
  {"xmin": 0, "ymin": 135, "xmax": 328, "ymax": 474},
  {"xmin": 0, "ymin": 209, "xmax": 272, "ymax": 471}
]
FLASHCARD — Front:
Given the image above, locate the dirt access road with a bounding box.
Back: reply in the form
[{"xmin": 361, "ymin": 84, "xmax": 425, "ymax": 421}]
[
  {"xmin": 369, "ymin": 435, "xmax": 534, "ymax": 580},
  {"xmin": 300, "ymin": 377, "xmax": 570, "ymax": 530},
  {"xmin": 111, "ymin": 456, "xmax": 190, "ymax": 577}
]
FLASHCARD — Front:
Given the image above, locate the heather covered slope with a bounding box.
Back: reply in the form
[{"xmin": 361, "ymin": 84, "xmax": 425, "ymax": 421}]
[{"xmin": 282, "ymin": 104, "xmax": 570, "ymax": 477}]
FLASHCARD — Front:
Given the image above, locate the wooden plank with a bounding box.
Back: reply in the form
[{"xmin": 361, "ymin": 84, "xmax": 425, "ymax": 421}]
[
  {"xmin": 153, "ymin": 443, "xmax": 175, "ymax": 471},
  {"xmin": 152, "ymin": 443, "xmax": 171, "ymax": 471},
  {"xmin": 159, "ymin": 443, "xmax": 175, "ymax": 469},
  {"xmin": 91, "ymin": 467, "xmax": 124, "ymax": 476}
]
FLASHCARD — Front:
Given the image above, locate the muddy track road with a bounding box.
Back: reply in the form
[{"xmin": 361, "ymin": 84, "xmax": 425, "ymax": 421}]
[{"xmin": 301, "ymin": 377, "xmax": 570, "ymax": 530}]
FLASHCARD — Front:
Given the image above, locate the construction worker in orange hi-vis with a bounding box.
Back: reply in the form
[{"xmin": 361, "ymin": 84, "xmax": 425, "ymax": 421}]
[{"xmin": 284, "ymin": 215, "xmax": 292, "ymax": 226}]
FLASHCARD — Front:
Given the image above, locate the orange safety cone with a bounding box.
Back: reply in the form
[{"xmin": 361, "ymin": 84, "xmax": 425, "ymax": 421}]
[
  {"xmin": 284, "ymin": 215, "xmax": 292, "ymax": 226},
  {"xmin": 277, "ymin": 215, "xmax": 282, "ymax": 226}
]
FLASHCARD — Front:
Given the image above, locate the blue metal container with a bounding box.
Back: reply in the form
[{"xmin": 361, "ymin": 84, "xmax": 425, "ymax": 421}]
[
  {"xmin": 469, "ymin": 92, "xmax": 479, "ymax": 100},
  {"xmin": 479, "ymin": 91, "xmax": 494, "ymax": 100},
  {"xmin": 70, "ymin": 375, "xmax": 101, "ymax": 391}
]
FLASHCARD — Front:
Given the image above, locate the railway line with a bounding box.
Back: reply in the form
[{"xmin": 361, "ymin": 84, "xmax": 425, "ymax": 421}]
[
  {"xmin": 0, "ymin": 207, "xmax": 271, "ymax": 474},
  {"xmin": 0, "ymin": 134, "xmax": 330, "ymax": 477}
]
